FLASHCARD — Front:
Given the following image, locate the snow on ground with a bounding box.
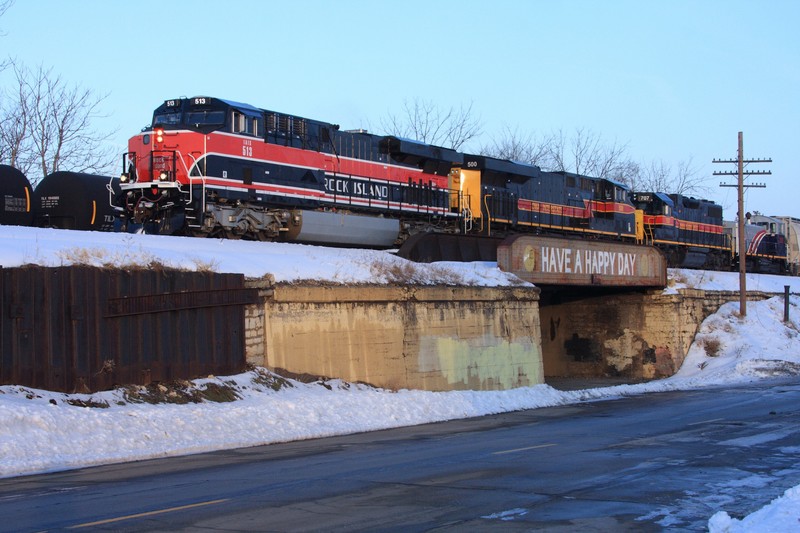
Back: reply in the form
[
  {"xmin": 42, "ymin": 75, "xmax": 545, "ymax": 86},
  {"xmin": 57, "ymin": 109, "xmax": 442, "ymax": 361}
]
[
  {"xmin": 1, "ymin": 225, "xmax": 522, "ymax": 286},
  {"xmin": 1, "ymin": 226, "xmax": 800, "ymax": 529}
]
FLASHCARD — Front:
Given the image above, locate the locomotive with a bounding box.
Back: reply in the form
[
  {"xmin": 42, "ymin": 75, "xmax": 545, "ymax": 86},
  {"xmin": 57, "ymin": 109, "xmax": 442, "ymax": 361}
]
[
  {"xmin": 115, "ymin": 96, "xmax": 460, "ymax": 248},
  {"xmin": 111, "ymin": 95, "xmax": 788, "ymax": 273},
  {"xmin": 631, "ymin": 192, "xmax": 729, "ymax": 270}
]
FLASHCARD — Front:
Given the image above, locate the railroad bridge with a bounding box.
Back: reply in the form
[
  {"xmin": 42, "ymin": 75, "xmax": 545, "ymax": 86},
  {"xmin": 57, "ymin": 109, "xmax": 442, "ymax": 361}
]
[{"xmin": 244, "ymin": 237, "xmax": 750, "ymax": 392}]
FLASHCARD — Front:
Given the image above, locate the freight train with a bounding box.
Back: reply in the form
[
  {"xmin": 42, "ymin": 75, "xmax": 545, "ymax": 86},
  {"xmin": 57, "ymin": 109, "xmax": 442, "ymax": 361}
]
[
  {"xmin": 109, "ymin": 96, "xmax": 790, "ymax": 274},
  {"xmin": 0, "ymin": 96, "xmax": 791, "ymax": 275}
]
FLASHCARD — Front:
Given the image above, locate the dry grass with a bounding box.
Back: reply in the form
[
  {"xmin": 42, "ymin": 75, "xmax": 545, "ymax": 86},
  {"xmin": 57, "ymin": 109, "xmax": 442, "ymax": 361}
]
[
  {"xmin": 370, "ymin": 260, "xmax": 467, "ymax": 286},
  {"xmin": 54, "ymin": 246, "xmax": 219, "ymax": 273},
  {"xmin": 121, "ymin": 380, "xmax": 241, "ymax": 404},
  {"xmin": 702, "ymin": 337, "xmax": 722, "ymax": 357}
]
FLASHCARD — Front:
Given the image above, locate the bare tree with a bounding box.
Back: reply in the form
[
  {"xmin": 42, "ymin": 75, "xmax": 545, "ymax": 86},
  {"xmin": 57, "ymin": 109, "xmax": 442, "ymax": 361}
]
[
  {"xmin": 0, "ymin": 63, "xmax": 116, "ymax": 185},
  {"xmin": 483, "ymin": 126, "xmax": 639, "ymax": 185},
  {"xmin": 480, "ymin": 125, "xmax": 553, "ymax": 166},
  {"xmin": 0, "ymin": 63, "xmax": 32, "ymax": 170},
  {"xmin": 633, "ymin": 157, "xmax": 707, "ymax": 196},
  {"xmin": 547, "ymin": 128, "xmax": 631, "ymax": 178},
  {"xmin": 0, "ymin": 0, "xmax": 13, "ymax": 71},
  {"xmin": 380, "ymin": 98, "xmax": 481, "ymax": 150},
  {"xmin": 608, "ymin": 159, "xmax": 642, "ymax": 188}
]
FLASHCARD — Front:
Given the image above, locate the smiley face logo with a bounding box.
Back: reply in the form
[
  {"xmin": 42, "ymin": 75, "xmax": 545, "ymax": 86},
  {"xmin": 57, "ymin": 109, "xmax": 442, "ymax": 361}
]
[{"xmin": 523, "ymin": 245, "xmax": 536, "ymax": 271}]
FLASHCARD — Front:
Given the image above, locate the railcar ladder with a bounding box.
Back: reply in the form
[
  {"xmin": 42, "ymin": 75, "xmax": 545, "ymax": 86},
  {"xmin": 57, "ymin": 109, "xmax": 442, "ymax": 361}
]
[
  {"xmin": 643, "ymin": 224, "xmax": 655, "ymax": 245},
  {"xmin": 462, "ymin": 207, "xmax": 473, "ymax": 233},
  {"xmin": 182, "ymin": 177, "xmax": 206, "ymax": 231}
]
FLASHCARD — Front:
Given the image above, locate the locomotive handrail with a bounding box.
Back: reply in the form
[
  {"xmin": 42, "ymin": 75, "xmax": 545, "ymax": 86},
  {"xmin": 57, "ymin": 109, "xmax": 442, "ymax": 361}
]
[
  {"xmin": 183, "ymin": 151, "xmax": 208, "ymax": 219},
  {"xmin": 483, "ymin": 194, "xmax": 492, "ymax": 236}
]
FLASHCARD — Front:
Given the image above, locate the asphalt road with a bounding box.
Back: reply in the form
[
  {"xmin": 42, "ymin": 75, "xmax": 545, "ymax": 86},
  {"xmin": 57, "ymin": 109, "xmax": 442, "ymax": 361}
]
[{"xmin": 2, "ymin": 379, "xmax": 799, "ymax": 532}]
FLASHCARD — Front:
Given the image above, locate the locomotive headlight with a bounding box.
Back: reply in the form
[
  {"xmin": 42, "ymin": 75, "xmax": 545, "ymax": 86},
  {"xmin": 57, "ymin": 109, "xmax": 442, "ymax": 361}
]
[
  {"xmin": 156, "ymin": 128, "xmax": 164, "ymax": 143},
  {"xmin": 159, "ymin": 171, "xmax": 170, "ymax": 181}
]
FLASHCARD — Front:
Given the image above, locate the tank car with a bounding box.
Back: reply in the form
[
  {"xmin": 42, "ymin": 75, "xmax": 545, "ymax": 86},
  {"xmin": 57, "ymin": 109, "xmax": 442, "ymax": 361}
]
[
  {"xmin": 0, "ymin": 164, "xmax": 33, "ymax": 227},
  {"xmin": 33, "ymin": 171, "xmax": 119, "ymax": 231}
]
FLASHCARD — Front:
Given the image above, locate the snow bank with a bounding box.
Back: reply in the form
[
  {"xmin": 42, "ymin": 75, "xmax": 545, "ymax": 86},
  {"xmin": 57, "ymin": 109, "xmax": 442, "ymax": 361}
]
[{"xmin": 1, "ymin": 225, "xmax": 800, "ymax": 529}]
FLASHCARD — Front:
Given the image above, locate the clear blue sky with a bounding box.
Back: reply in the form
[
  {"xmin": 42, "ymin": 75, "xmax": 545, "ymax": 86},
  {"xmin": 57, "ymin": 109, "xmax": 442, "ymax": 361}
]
[{"xmin": 2, "ymin": 0, "xmax": 798, "ymax": 218}]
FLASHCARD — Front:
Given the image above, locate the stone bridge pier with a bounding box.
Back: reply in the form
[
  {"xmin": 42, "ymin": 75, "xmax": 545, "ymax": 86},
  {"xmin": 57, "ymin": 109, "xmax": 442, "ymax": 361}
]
[{"xmin": 539, "ymin": 288, "xmax": 773, "ymax": 380}]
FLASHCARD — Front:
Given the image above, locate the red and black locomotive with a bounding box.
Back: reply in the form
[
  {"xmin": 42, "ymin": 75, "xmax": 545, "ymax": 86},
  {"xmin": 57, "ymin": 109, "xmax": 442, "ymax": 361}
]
[{"xmin": 117, "ymin": 96, "xmax": 459, "ymax": 248}]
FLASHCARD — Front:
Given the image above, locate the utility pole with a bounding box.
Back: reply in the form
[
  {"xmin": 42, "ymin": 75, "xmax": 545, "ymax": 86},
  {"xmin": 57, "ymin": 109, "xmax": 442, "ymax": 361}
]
[{"xmin": 713, "ymin": 132, "xmax": 771, "ymax": 317}]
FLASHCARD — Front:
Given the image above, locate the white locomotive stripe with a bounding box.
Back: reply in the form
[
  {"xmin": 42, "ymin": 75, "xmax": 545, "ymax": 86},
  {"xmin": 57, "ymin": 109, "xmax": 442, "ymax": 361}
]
[{"xmin": 192, "ymin": 152, "xmax": 435, "ymax": 190}]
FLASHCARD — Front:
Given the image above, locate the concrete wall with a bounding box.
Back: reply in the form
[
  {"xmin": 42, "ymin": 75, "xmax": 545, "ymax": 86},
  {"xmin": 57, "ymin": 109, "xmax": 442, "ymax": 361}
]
[
  {"xmin": 540, "ymin": 289, "xmax": 776, "ymax": 380},
  {"xmin": 245, "ymin": 281, "xmax": 543, "ymax": 391},
  {"xmin": 245, "ymin": 277, "xmax": 778, "ymax": 390}
]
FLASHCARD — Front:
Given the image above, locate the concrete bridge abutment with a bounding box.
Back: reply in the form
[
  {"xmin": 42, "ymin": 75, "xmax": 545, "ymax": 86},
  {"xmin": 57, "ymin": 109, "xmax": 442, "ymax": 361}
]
[
  {"xmin": 245, "ymin": 281, "xmax": 543, "ymax": 391},
  {"xmin": 245, "ymin": 279, "xmax": 774, "ymax": 391},
  {"xmin": 539, "ymin": 289, "xmax": 771, "ymax": 380}
]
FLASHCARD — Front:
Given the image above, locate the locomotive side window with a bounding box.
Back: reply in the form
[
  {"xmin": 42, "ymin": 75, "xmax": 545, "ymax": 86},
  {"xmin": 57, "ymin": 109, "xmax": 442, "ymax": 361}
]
[
  {"xmin": 233, "ymin": 112, "xmax": 245, "ymax": 133},
  {"xmin": 232, "ymin": 112, "xmax": 259, "ymax": 136}
]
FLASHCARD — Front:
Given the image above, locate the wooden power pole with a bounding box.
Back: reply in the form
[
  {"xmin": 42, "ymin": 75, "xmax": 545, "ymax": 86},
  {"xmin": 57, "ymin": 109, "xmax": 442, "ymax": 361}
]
[{"xmin": 713, "ymin": 132, "xmax": 771, "ymax": 317}]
